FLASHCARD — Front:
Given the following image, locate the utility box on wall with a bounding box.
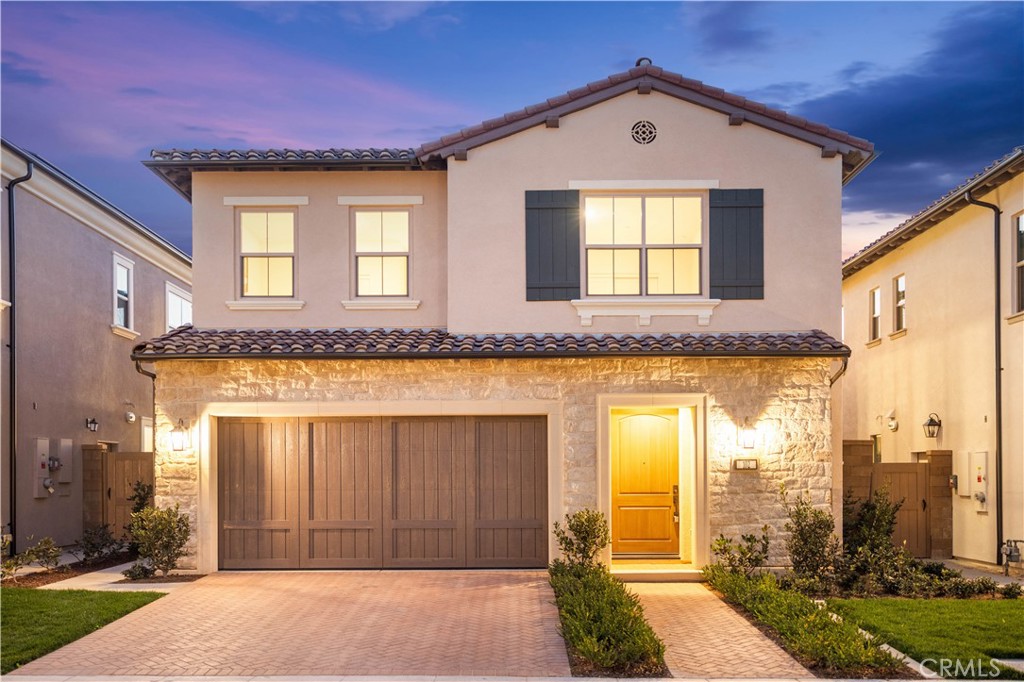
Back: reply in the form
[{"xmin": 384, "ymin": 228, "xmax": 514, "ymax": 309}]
[{"xmin": 969, "ymin": 451, "xmax": 988, "ymax": 510}]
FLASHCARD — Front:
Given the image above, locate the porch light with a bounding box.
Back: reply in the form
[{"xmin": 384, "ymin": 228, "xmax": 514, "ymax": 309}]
[
  {"xmin": 85, "ymin": 418, "xmax": 99, "ymax": 432},
  {"xmin": 739, "ymin": 420, "xmax": 756, "ymax": 449},
  {"xmin": 923, "ymin": 413, "xmax": 942, "ymax": 439},
  {"xmin": 170, "ymin": 419, "xmax": 188, "ymax": 452}
]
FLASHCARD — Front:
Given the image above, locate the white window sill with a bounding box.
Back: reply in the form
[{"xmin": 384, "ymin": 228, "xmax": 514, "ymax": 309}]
[
  {"xmin": 225, "ymin": 299, "xmax": 306, "ymax": 311},
  {"xmin": 889, "ymin": 329, "xmax": 907, "ymax": 340},
  {"xmin": 1008, "ymin": 311, "xmax": 1024, "ymax": 325},
  {"xmin": 111, "ymin": 325, "xmax": 140, "ymax": 340},
  {"xmin": 342, "ymin": 299, "xmax": 421, "ymax": 311},
  {"xmin": 865, "ymin": 338, "xmax": 882, "ymax": 348},
  {"xmin": 571, "ymin": 297, "xmax": 721, "ymax": 327},
  {"xmin": 0, "ymin": 299, "xmax": 10, "ymax": 311}
]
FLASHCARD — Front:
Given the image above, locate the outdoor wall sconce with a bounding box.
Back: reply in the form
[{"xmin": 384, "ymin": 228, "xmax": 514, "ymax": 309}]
[
  {"xmin": 170, "ymin": 419, "xmax": 189, "ymax": 452},
  {"xmin": 85, "ymin": 418, "xmax": 99, "ymax": 432},
  {"xmin": 739, "ymin": 419, "xmax": 756, "ymax": 449},
  {"xmin": 923, "ymin": 413, "xmax": 942, "ymax": 439}
]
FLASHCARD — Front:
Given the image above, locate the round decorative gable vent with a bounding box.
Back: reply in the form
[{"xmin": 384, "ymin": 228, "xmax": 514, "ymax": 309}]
[{"xmin": 631, "ymin": 120, "xmax": 657, "ymax": 144}]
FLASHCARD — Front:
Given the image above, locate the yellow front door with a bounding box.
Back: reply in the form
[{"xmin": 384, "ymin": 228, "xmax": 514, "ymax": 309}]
[{"xmin": 611, "ymin": 409, "xmax": 679, "ymax": 556}]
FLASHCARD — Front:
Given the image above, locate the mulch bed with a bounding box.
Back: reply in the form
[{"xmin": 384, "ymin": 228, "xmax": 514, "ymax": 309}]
[
  {"xmin": 564, "ymin": 646, "xmax": 671, "ymax": 678},
  {"xmin": 1, "ymin": 552, "xmax": 135, "ymax": 588},
  {"xmin": 115, "ymin": 574, "xmax": 205, "ymax": 584}
]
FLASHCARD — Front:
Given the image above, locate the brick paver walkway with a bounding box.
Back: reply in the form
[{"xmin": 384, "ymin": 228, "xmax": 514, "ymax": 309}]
[
  {"xmin": 11, "ymin": 571, "xmax": 570, "ymax": 678},
  {"xmin": 630, "ymin": 582, "xmax": 810, "ymax": 678}
]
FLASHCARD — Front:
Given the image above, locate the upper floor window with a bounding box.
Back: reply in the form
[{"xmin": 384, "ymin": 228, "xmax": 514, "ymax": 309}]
[
  {"xmin": 583, "ymin": 195, "xmax": 702, "ymax": 296},
  {"xmin": 113, "ymin": 253, "xmax": 134, "ymax": 330},
  {"xmin": 240, "ymin": 210, "xmax": 294, "ymax": 297},
  {"xmin": 166, "ymin": 282, "xmax": 192, "ymax": 331},
  {"xmin": 893, "ymin": 275, "xmax": 906, "ymax": 332},
  {"xmin": 1016, "ymin": 215, "xmax": 1023, "ymax": 314},
  {"xmin": 868, "ymin": 287, "xmax": 881, "ymax": 341},
  {"xmin": 355, "ymin": 209, "xmax": 409, "ymax": 296}
]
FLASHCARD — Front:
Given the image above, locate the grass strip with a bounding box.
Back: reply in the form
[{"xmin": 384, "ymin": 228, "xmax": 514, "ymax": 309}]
[
  {"xmin": 831, "ymin": 598, "xmax": 1024, "ymax": 679},
  {"xmin": 704, "ymin": 565, "xmax": 905, "ymax": 677},
  {"xmin": 549, "ymin": 561, "xmax": 667, "ymax": 677},
  {"xmin": 1, "ymin": 587, "xmax": 163, "ymax": 674}
]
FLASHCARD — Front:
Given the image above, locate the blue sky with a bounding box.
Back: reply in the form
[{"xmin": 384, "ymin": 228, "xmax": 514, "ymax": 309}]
[{"xmin": 2, "ymin": 1, "xmax": 1022, "ymax": 256}]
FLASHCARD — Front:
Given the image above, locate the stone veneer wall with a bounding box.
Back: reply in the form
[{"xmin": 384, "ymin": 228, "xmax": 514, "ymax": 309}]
[{"xmin": 152, "ymin": 356, "xmax": 835, "ymax": 567}]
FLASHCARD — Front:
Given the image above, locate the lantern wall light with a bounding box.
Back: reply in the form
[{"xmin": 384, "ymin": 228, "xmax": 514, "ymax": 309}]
[
  {"xmin": 170, "ymin": 419, "xmax": 189, "ymax": 452},
  {"xmin": 923, "ymin": 413, "xmax": 942, "ymax": 439},
  {"xmin": 85, "ymin": 418, "xmax": 99, "ymax": 432},
  {"xmin": 739, "ymin": 419, "xmax": 756, "ymax": 449}
]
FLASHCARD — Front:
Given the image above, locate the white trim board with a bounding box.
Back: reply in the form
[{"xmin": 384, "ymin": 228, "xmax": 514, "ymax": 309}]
[
  {"xmin": 337, "ymin": 195, "xmax": 424, "ymax": 206},
  {"xmin": 223, "ymin": 196, "xmax": 309, "ymax": 206},
  {"xmin": 568, "ymin": 180, "xmax": 720, "ymax": 190}
]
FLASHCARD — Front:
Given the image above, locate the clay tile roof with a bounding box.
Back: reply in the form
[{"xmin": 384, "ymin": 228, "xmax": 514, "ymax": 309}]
[
  {"xmin": 132, "ymin": 327, "xmax": 849, "ymax": 360},
  {"xmin": 148, "ymin": 148, "xmax": 416, "ymax": 163},
  {"xmin": 843, "ymin": 145, "xmax": 1024, "ymax": 278}
]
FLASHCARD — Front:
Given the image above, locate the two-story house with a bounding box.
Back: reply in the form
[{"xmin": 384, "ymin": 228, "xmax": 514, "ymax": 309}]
[
  {"xmin": 135, "ymin": 61, "xmax": 874, "ymax": 574},
  {"xmin": 2, "ymin": 139, "xmax": 193, "ymax": 551},
  {"xmin": 842, "ymin": 148, "xmax": 1022, "ymax": 568}
]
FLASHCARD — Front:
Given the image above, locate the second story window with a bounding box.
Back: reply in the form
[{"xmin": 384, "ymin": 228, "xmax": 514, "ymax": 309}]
[
  {"xmin": 166, "ymin": 282, "xmax": 192, "ymax": 331},
  {"xmin": 893, "ymin": 275, "xmax": 906, "ymax": 332},
  {"xmin": 355, "ymin": 210, "xmax": 409, "ymax": 296},
  {"xmin": 113, "ymin": 253, "xmax": 134, "ymax": 330},
  {"xmin": 240, "ymin": 210, "xmax": 294, "ymax": 297},
  {"xmin": 869, "ymin": 287, "xmax": 881, "ymax": 341},
  {"xmin": 1016, "ymin": 215, "xmax": 1023, "ymax": 313},
  {"xmin": 584, "ymin": 195, "xmax": 702, "ymax": 296}
]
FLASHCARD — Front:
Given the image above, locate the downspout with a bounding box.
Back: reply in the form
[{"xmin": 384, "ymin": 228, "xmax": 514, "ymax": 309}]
[
  {"xmin": 134, "ymin": 360, "xmax": 157, "ymax": 453},
  {"xmin": 5, "ymin": 161, "xmax": 34, "ymax": 553},
  {"xmin": 964, "ymin": 189, "xmax": 1004, "ymax": 565},
  {"xmin": 829, "ymin": 357, "xmax": 849, "ymax": 387}
]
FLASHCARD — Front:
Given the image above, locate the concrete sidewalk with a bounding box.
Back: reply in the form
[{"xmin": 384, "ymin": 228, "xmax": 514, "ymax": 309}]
[{"xmin": 36, "ymin": 562, "xmax": 193, "ymax": 593}]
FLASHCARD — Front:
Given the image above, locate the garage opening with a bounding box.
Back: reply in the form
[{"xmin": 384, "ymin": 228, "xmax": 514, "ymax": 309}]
[{"xmin": 218, "ymin": 416, "xmax": 548, "ymax": 569}]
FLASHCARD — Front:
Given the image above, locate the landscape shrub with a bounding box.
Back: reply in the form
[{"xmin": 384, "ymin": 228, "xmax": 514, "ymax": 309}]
[
  {"xmin": 28, "ymin": 537, "xmax": 63, "ymax": 572},
  {"xmin": 73, "ymin": 525, "xmax": 124, "ymax": 564},
  {"xmin": 942, "ymin": 576, "xmax": 999, "ymax": 599},
  {"xmin": 127, "ymin": 505, "xmax": 190, "ymax": 577},
  {"xmin": 549, "ymin": 561, "xmax": 665, "ymax": 676},
  {"xmin": 1000, "ymin": 582, "xmax": 1022, "ymax": 599},
  {"xmin": 782, "ymin": 489, "xmax": 842, "ymax": 594},
  {"xmin": 121, "ymin": 562, "xmax": 156, "ymax": 580},
  {"xmin": 703, "ymin": 564, "xmax": 902, "ymax": 675},
  {"xmin": 552, "ymin": 508, "xmax": 609, "ymax": 567},
  {"xmin": 1, "ymin": 536, "xmax": 31, "ymax": 583},
  {"xmin": 711, "ymin": 525, "xmax": 770, "ymax": 576}
]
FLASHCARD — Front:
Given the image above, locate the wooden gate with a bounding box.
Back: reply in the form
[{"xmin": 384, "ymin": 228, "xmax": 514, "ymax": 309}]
[
  {"xmin": 82, "ymin": 445, "xmax": 155, "ymax": 537},
  {"xmin": 218, "ymin": 416, "xmax": 548, "ymax": 569},
  {"xmin": 871, "ymin": 463, "xmax": 930, "ymax": 558}
]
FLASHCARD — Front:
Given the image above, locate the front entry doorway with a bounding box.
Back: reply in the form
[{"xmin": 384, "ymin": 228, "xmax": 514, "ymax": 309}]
[{"xmin": 611, "ymin": 408, "xmax": 684, "ymax": 558}]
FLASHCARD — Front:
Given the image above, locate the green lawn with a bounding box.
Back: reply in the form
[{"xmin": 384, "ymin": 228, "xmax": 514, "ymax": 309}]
[
  {"xmin": 830, "ymin": 598, "xmax": 1024, "ymax": 679},
  {"xmin": 1, "ymin": 588, "xmax": 163, "ymax": 674}
]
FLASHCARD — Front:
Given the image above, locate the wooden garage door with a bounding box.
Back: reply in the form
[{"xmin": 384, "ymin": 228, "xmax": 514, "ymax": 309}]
[{"xmin": 218, "ymin": 416, "xmax": 547, "ymax": 569}]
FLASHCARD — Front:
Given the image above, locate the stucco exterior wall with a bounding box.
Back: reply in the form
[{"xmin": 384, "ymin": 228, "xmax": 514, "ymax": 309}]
[
  {"xmin": 152, "ymin": 355, "xmax": 835, "ymax": 573},
  {"xmin": 841, "ymin": 179, "xmax": 1023, "ymax": 564},
  {"xmin": 190, "ymin": 170, "xmax": 447, "ymax": 329},
  {"xmin": 446, "ymin": 90, "xmax": 844, "ymax": 336},
  {"xmin": 2, "ymin": 152, "xmax": 191, "ymax": 548}
]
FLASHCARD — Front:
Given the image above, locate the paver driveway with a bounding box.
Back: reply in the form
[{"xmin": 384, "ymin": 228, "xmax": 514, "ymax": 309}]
[{"xmin": 11, "ymin": 570, "xmax": 571, "ymax": 678}]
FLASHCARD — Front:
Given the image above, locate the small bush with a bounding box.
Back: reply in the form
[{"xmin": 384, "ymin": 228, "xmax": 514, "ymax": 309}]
[
  {"xmin": 122, "ymin": 562, "xmax": 156, "ymax": 580},
  {"xmin": 74, "ymin": 525, "xmax": 124, "ymax": 564},
  {"xmin": 0, "ymin": 536, "xmax": 30, "ymax": 583},
  {"xmin": 845, "ymin": 486, "xmax": 902, "ymax": 558},
  {"xmin": 941, "ymin": 576, "xmax": 999, "ymax": 599},
  {"xmin": 549, "ymin": 561, "xmax": 665, "ymax": 676},
  {"xmin": 129, "ymin": 505, "xmax": 190, "ymax": 577},
  {"xmin": 704, "ymin": 564, "xmax": 902, "ymax": 675},
  {"xmin": 29, "ymin": 537, "xmax": 63, "ymax": 572},
  {"xmin": 1000, "ymin": 582, "xmax": 1022, "ymax": 599},
  {"xmin": 711, "ymin": 526, "xmax": 770, "ymax": 576},
  {"xmin": 552, "ymin": 509, "xmax": 610, "ymax": 567},
  {"xmin": 783, "ymin": 489, "xmax": 843, "ymax": 594}
]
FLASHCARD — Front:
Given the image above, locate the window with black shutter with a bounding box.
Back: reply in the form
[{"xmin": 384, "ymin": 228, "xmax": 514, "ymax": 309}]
[
  {"xmin": 525, "ymin": 190, "xmax": 581, "ymax": 301},
  {"xmin": 709, "ymin": 189, "xmax": 764, "ymax": 300}
]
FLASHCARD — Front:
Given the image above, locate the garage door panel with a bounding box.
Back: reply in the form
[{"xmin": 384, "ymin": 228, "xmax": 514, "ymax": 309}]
[
  {"xmin": 299, "ymin": 418, "xmax": 382, "ymax": 568},
  {"xmin": 219, "ymin": 419, "xmax": 299, "ymax": 569}
]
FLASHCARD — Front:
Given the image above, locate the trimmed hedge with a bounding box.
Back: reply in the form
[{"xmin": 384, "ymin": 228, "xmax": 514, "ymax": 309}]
[
  {"xmin": 549, "ymin": 561, "xmax": 666, "ymax": 676},
  {"xmin": 704, "ymin": 565, "xmax": 904, "ymax": 675}
]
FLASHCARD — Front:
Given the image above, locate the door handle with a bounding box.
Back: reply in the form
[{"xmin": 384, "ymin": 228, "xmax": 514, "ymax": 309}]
[
  {"xmin": 922, "ymin": 499, "xmax": 927, "ymax": 511},
  {"xmin": 107, "ymin": 487, "xmax": 111, "ymax": 500},
  {"xmin": 672, "ymin": 484, "xmax": 679, "ymax": 523}
]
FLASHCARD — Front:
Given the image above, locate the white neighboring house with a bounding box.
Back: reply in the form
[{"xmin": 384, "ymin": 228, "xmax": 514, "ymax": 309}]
[{"xmin": 842, "ymin": 147, "xmax": 1023, "ymax": 568}]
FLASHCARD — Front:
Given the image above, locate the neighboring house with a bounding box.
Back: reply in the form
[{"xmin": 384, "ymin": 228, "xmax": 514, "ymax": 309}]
[
  {"xmin": 136, "ymin": 60, "xmax": 874, "ymax": 574},
  {"xmin": 842, "ymin": 148, "xmax": 1023, "ymax": 567},
  {"xmin": 1, "ymin": 139, "xmax": 192, "ymax": 550}
]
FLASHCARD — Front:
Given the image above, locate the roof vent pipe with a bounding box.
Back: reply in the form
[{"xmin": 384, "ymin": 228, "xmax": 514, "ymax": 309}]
[{"xmin": 635, "ymin": 57, "xmax": 653, "ymax": 67}]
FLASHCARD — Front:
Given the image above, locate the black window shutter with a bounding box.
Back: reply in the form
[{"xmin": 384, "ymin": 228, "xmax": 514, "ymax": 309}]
[
  {"xmin": 709, "ymin": 189, "xmax": 764, "ymax": 300},
  {"xmin": 525, "ymin": 190, "xmax": 581, "ymax": 301}
]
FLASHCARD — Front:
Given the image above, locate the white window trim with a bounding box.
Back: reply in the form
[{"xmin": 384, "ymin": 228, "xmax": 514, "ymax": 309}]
[
  {"xmin": 237, "ymin": 208, "xmax": 297, "ymax": 299},
  {"xmin": 165, "ymin": 281, "xmax": 192, "ymax": 331},
  {"xmin": 338, "ymin": 195, "xmax": 423, "ymax": 206},
  {"xmin": 893, "ymin": 274, "xmax": 906, "ymax": 332},
  {"xmin": 224, "ymin": 196, "xmax": 308, "ymax": 206},
  {"xmin": 569, "ymin": 180, "xmax": 720, "ymax": 190},
  {"xmin": 225, "ymin": 299, "xmax": 306, "ymax": 311},
  {"xmin": 341, "ymin": 299, "xmax": 421, "ymax": 311},
  {"xmin": 352, "ymin": 208, "xmax": 412, "ymax": 298},
  {"xmin": 571, "ymin": 297, "xmax": 721, "ymax": 327},
  {"xmin": 868, "ymin": 287, "xmax": 881, "ymax": 342},
  {"xmin": 111, "ymin": 252, "xmax": 136, "ymax": 336}
]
